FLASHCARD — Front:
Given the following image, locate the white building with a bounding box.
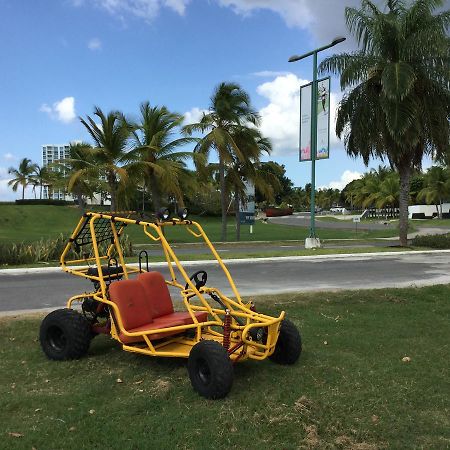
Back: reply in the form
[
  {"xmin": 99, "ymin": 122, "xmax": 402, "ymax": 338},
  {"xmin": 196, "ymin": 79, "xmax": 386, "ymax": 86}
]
[
  {"xmin": 41, "ymin": 142, "xmax": 110, "ymax": 206},
  {"xmin": 408, "ymin": 204, "xmax": 450, "ymax": 219},
  {"xmin": 42, "ymin": 143, "xmax": 71, "ymax": 200}
]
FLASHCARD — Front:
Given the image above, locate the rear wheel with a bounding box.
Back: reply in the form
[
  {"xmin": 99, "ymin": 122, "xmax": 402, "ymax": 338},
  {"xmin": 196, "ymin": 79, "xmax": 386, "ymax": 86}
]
[
  {"xmin": 40, "ymin": 308, "xmax": 91, "ymax": 360},
  {"xmin": 188, "ymin": 340, "xmax": 233, "ymax": 399},
  {"xmin": 269, "ymin": 319, "xmax": 302, "ymax": 365}
]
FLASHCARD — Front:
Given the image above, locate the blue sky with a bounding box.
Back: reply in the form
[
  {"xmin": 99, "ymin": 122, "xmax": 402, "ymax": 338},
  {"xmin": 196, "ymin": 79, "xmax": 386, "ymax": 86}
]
[{"xmin": 0, "ymin": 0, "xmax": 436, "ymax": 200}]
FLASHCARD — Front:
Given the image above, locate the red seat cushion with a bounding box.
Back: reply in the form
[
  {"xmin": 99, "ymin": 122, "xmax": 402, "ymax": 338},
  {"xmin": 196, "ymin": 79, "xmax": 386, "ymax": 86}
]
[
  {"xmin": 109, "ymin": 279, "xmax": 153, "ymax": 331},
  {"xmin": 119, "ymin": 311, "xmax": 208, "ymax": 344},
  {"xmin": 110, "ymin": 274, "xmax": 209, "ymax": 344},
  {"xmin": 137, "ymin": 272, "xmax": 174, "ymax": 318}
]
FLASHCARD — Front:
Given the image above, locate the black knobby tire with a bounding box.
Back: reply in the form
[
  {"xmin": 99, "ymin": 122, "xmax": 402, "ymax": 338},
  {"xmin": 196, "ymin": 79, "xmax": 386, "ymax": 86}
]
[
  {"xmin": 188, "ymin": 340, "xmax": 234, "ymax": 399},
  {"xmin": 40, "ymin": 308, "xmax": 91, "ymax": 361},
  {"xmin": 269, "ymin": 319, "xmax": 302, "ymax": 365}
]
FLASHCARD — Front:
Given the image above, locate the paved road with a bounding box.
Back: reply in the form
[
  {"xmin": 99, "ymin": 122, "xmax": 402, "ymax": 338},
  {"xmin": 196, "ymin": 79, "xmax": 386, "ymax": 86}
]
[
  {"xmin": 270, "ymin": 213, "xmax": 393, "ymax": 230},
  {"xmin": 1, "ymin": 251, "xmax": 449, "ymax": 313}
]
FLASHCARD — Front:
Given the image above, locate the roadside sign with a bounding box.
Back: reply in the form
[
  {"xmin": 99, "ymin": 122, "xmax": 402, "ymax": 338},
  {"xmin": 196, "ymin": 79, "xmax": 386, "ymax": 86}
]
[
  {"xmin": 353, "ymin": 217, "xmax": 361, "ymax": 223},
  {"xmin": 239, "ymin": 181, "xmax": 255, "ymax": 225},
  {"xmin": 299, "ymin": 76, "xmax": 331, "ymax": 162}
]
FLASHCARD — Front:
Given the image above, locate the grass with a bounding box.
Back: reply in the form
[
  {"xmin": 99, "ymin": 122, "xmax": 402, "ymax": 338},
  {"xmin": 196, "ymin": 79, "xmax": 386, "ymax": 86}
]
[
  {"xmin": 0, "ymin": 204, "xmax": 403, "ymax": 244},
  {"xmin": 410, "ymin": 218, "xmax": 450, "ymax": 227},
  {"xmin": 0, "ymin": 246, "xmax": 424, "ymax": 270},
  {"xmin": 1, "ymin": 285, "xmax": 449, "ymax": 449}
]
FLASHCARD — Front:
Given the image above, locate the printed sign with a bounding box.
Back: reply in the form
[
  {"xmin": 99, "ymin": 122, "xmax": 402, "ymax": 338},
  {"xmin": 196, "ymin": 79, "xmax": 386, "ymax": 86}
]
[
  {"xmin": 239, "ymin": 181, "xmax": 255, "ymax": 225},
  {"xmin": 299, "ymin": 77, "xmax": 331, "ymax": 161}
]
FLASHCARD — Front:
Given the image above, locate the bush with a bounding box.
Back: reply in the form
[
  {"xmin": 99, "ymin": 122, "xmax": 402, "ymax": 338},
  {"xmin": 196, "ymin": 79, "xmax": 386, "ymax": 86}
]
[
  {"xmin": 0, "ymin": 234, "xmax": 134, "ymax": 265},
  {"xmin": 412, "ymin": 233, "xmax": 450, "ymax": 249}
]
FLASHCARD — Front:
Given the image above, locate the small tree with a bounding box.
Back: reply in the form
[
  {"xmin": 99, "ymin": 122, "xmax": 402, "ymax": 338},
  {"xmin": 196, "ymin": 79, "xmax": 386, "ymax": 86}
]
[{"xmin": 8, "ymin": 158, "xmax": 38, "ymax": 200}]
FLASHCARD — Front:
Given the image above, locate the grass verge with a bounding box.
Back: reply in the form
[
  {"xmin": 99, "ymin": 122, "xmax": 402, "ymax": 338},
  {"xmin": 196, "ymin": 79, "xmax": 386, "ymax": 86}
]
[
  {"xmin": 0, "ymin": 205, "xmax": 403, "ymax": 244},
  {"xmin": 1, "ymin": 285, "xmax": 449, "ymax": 449},
  {"xmin": 0, "ymin": 245, "xmax": 424, "ymax": 270}
]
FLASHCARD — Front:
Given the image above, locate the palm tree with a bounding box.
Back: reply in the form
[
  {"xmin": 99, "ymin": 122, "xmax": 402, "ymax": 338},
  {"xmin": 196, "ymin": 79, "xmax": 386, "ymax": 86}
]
[
  {"xmin": 128, "ymin": 102, "xmax": 193, "ymax": 211},
  {"xmin": 183, "ymin": 82, "xmax": 260, "ymax": 241},
  {"xmin": 54, "ymin": 142, "xmax": 99, "ymax": 210},
  {"xmin": 226, "ymin": 129, "xmax": 273, "ymax": 240},
  {"xmin": 319, "ymin": 0, "xmax": 450, "ymax": 246},
  {"xmin": 8, "ymin": 158, "xmax": 38, "ymax": 200},
  {"xmin": 80, "ymin": 107, "xmax": 131, "ymax": 211},
  {"xmin": 30, "ymin": 165, "xmax": 51, "ymax": 200},
  {"xmin": 417, "ymin": 166, "xmax": 450, "ymax": 218}
]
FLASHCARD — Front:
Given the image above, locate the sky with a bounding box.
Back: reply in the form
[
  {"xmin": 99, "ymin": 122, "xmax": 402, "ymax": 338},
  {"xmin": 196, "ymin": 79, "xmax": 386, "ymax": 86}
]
[{"xmin": 0, "ymin": 0, "xmax": 443, "ymax": 200}]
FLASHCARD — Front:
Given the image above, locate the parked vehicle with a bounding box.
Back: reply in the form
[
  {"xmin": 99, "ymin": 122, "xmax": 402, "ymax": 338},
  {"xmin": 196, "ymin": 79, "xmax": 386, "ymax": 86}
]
[{"xmin": 39, "ymin": 209, "xmax": 302, "ymax": 399}]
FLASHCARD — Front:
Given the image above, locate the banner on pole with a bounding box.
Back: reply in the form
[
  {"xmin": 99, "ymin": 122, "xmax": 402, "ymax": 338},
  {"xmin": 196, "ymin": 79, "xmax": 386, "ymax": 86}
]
[
  {"xmin": 299, "ymin": 76, "xmax": 331, "ymax": 162},
  {"xmin": 239, "ymin": 180, "xmax": 255, "ymax": 225}
]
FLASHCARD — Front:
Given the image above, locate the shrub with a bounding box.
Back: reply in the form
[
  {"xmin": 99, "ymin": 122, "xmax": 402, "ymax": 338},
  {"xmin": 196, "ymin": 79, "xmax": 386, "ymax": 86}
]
[
  {"xmin": 0, "ymin": 234, "xmax": 134, "ymax": 265},
  {"xmin": 412, "ymin": 233, "xmax": 450, "ymax": 249}
]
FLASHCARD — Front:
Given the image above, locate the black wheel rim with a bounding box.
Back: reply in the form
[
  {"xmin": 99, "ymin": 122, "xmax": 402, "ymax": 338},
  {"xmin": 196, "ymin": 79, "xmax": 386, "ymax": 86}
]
[
  {"xmin": 197, "ymin": 358, "xmax": 211, "ymax": 385},
  {"xmin": 46, "ymin": 325, "xmax": 67, "ymax": 352}
]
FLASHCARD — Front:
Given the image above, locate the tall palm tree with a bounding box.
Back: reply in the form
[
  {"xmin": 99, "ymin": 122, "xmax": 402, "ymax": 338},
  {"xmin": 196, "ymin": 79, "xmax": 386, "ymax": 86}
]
[
  {"xmin": 80, "ymin": 107, "xmax": 131, "ymax": 211},
  {"xmin": 417, "ymin": 166, "xmax": 450, "ymax": 218},
  {"xmin": 8, "ymin": 158, "xmax": 38, "ymax": 200},
  {"xmin": 128, "ymin": 102, "xmax": 194, "ymax": 211},
  {"xmin": 225, "ymin": 129, "xmax": 273, "ymax": 240},
  {"xmin": 319, "ymin": 0, "xmax": 450, "ymax": 246},
  {"xmin": 183, "ymin": 82, "xmax": 260, "ymax": 241},
  {"xmin": 30, "ymin": 165, "xmax": 51, "ymax": 200}
]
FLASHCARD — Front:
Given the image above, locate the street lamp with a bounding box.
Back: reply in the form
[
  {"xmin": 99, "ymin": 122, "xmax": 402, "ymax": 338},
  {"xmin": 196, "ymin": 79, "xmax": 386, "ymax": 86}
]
[{"xmin": 289, "ymin": 36, "xmax": 346, "ymax": 248}]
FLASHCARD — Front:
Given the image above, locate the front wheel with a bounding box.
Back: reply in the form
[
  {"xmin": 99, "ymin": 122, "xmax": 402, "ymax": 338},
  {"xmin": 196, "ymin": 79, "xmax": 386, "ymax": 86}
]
[
  {"xmin": 269, "ymin": 319, "xmax": 302, "ymax": 365},
  {"xmin": 40, "ymin": 308, "xmax": 91, "ymax": 361},
  {"xmin": 188, "ymin": 340, "xmax": 233, "ymax": 399}
]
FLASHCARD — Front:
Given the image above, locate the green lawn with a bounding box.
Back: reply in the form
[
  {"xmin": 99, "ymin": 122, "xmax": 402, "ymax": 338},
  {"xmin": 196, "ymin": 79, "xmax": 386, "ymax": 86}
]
[
  {"xmin": 0, "ymin": 205, "xmax": 402, "ymax": 244},
  {"xmin": 1, "ymin": 285, "xmax": 449, "ymax": 449}
]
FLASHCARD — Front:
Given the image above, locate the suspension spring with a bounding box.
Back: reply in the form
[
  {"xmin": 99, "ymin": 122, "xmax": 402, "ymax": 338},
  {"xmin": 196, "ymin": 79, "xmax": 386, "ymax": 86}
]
[{"xmin": 222, "ymin": 309, "xmax": 231, "ymax": 351}]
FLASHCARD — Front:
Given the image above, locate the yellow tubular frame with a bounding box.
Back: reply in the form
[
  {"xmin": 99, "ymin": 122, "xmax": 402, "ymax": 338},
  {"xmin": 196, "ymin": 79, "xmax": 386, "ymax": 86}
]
[{"xmin": 60, "ymin": 212, "xmax": 284, "ymax": 360}]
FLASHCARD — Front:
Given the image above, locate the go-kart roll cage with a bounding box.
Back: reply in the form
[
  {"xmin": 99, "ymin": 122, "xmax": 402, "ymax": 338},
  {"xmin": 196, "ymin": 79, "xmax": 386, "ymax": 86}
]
[{"xmin": 60, "ymin": 211, "xmax": 284, "ymax": 361}]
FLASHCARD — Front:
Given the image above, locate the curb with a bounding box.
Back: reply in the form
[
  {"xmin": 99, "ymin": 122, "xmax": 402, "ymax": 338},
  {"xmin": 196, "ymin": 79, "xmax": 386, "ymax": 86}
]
[{"xmin": 1, "ymin": 249, "xmax": 450, "ymax": 276}]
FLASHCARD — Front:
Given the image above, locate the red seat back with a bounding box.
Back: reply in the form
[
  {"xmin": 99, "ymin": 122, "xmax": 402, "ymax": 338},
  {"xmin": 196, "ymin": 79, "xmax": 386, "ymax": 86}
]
[
  {"xmin": 109, "ymin": 279, "xmax": 153, "ymax": 330},
  {"xmin": 137, "ymin": 272, "xmax": 174, "ymax": 318}
]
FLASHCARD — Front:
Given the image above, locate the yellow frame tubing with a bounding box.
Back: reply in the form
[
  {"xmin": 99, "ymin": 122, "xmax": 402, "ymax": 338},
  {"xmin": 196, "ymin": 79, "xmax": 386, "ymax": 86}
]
[{"xmin": 59, "ymin": 212, "xmax": 285, "ymax": 361}]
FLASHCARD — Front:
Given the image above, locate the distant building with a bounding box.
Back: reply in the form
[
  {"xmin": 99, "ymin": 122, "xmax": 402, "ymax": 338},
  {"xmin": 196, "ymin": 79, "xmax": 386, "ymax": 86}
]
[
  {"xmin": 42, "ymin": 143, "xmax": 72, "ymax": 200},
  {"xmin": 41, "ymin": 142, "xmax": 109, "ymax": 206}
]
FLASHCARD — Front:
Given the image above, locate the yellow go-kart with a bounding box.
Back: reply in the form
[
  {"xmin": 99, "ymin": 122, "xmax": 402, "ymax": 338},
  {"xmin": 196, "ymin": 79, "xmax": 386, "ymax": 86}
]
[{"xmin": 39, "ymin": 209, "xmax": 301, "ymax": 399}]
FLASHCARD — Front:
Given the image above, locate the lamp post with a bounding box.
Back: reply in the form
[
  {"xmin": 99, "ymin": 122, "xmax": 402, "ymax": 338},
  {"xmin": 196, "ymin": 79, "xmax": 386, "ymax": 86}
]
[{"xmin": 289, "ymin": 36, "xmax": 346, "ymax": 248}]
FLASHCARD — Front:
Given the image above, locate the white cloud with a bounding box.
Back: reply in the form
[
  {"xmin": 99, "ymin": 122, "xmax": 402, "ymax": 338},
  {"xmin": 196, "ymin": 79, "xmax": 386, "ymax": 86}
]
[
  {"xmin": 40, "ymin": 97, "xmax": 76, "ymax": 124},
  {"xmin": 216, "ymin": 0, "xmax": 367, "ymax": 43},
  {"xmin": 183, "ymin": 107, "xmax": 208, "ymax": 125},
  {"xmin": 88, "ymin": 37, "xmax": 102, "ymax": 51},
  {"xmin": 252, "ymin": 70, "xmax": 290, "ymax": 78},
  {"xmin": 0, "ymin": 167, "xmax": 15, "ymax": 201},
  {"xmin": 3, "ymin": 152, "xmax": 16, "ymax": 161},
  {"xmin": 72, "ymin": 0, "xmax": 190, "ymax": 22},
  {"xmin": 256, "ymin": 73, "xmax": 343, "ymax": 156},
  {"xmin": 322, "ymin": 170, "xmax": 362, "ymax": 190}
]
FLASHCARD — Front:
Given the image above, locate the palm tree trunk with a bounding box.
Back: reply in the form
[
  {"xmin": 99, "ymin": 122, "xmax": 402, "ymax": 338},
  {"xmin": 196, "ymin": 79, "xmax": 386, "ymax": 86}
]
[
  {"xmin": 40, "ymin": 183, "xmax": 43, "ymax": 200},
  {"xmin": 398, "ymin": 165, "xmax": 411, "ymax": 247},
  {"xmin": 439, "ymin": 198, "xmax": 443, "ymax": 219},
  {"xmin": 219, "ymin": 158, "xmax": 227, "ymax": 242},
  {"xmin": 108, "ymin": 171, "xmax": 117, "ymax": 211},
  {"xmin": 76, "ymin": 187, "xmax": 84, "ymax": 211},
  {"xmin": 235, "ymin": 191, "xmax": 241, "ymax": 241},
  {"xmin": 22, "ymin": 183, "xmax": 25, "ymax": 200},
  {"xmin": 150, "ymin": 180, "xmax": 161, "ymax": 212}
]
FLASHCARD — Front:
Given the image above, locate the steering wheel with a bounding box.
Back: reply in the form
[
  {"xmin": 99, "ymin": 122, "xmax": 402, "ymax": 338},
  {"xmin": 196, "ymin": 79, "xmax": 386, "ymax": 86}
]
[{"xmin": 185, "ymin": 270, "xmax": 208, "ymax": 291}]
